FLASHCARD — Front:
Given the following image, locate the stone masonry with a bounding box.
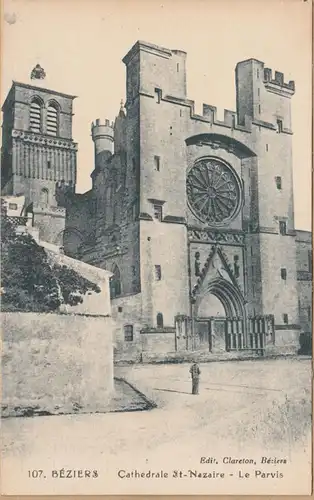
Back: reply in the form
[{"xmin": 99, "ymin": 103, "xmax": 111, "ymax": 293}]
[{"xmin": 1, "ymin": 42, "xmax": 312, "ymax": 361}]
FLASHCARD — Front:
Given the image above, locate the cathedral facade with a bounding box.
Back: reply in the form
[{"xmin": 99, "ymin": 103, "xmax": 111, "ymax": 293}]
[{"xmin": 1, "ymin": 41, "xmax": 312, "ymax": 361}]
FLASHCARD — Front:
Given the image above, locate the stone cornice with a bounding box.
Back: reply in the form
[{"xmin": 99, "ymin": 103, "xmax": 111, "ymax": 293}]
[
  {"xmin": 147, "ymin": 198, "xmax": 166, "ymax": 205},
  {"xmin": 263, "ymin": 81, "xmax": 295, "ymax": 98},
  {"xmin": 139, "ymin": 212, "xmax": 153, "ymax": 221},
  {"xmin": 188, "ymin": 226, "xmax": 245, "ymax": 235},
  {"xmin": 258, "ymin": 226, "xmax": 279, "ymax": 234},
  {"xmin": 252, "ymin": 119, "xmax": 293, "ymax": 135},
  {"xmin": 33, "ymin": 206, "xmax": 66, "ymax": 217},
  {"xmin": 138, "ymin": 213, "xmax": 187, "ymax": 224},
  {"xmin": 252, "ymin": 119, "xmax": 276, "ymax": 131},
  {"xmin": 163, "ymin": 215, "xmax": 186, "ymax": 224},
  {"xmin": 248, "ymin": 224, "xmax": 296, "ymax": 235},
  {"xmin": 140, "ymin": 327, "xmax": 176, "ymax": 334},
  {"xmin": 12, "ymin": 81, "xmax": 77, "ymax": 100},
  {"xmin": 12, "ymin": 130, "xmax": 78, "ymax": 150},
  {"xmin": 275, "ymin": 324, "xmax": 301, "ymax": 330},
  {"xmin": 188, "ymin": 228, "xmax": 245, "ymax": 245}
]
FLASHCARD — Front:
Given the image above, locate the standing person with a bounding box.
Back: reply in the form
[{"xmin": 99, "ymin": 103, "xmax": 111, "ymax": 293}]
[{"xmin": 190, "ymin": 361, "xmax": 201, "ymax": 395}]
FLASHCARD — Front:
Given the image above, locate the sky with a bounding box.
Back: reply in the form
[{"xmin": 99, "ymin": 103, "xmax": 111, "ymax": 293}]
[{"xmin": 2, "ymin": 0, "xmax": 312, "ymax": 230}]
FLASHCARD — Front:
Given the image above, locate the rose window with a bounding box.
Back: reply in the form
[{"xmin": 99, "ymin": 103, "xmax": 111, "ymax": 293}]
[{"xmin": 187, "ymin": 158, "xmax": 241, "ymax": 225}]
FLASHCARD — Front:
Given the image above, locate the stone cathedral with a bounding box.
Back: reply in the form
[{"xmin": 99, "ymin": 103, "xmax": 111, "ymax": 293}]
[{"xmin": 1, "ymin": 41, "xmax": 312, "ymax": 361}]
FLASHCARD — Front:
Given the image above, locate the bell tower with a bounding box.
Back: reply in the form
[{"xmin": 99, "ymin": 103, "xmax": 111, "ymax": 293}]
[{"xmin": 1, "ymin": 65, "xmax": 78, "ymax": 244}]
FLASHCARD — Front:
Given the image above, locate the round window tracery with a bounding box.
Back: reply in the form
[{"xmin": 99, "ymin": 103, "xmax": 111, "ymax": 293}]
[{"xmin": 187, "ymin": 158, "xmax": 241, "ymax": 225}]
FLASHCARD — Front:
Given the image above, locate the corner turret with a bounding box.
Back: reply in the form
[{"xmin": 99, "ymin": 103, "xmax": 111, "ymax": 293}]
[{"xmin": 91, "ymin": 118, "xmax": 114, "ymax": 162}]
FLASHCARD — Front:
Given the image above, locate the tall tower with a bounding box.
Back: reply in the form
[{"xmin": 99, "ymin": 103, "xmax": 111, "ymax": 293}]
[
  {"xmin": 236, "ymin": 60, "xmax": 298, "ymax": 328},
  {"xmin": 122, "ymin": 41, "xmax": 190, "ymax": 328},
  {"xmin": 1, "ymin": 64, "xmax": 78, "ymax": 244}
]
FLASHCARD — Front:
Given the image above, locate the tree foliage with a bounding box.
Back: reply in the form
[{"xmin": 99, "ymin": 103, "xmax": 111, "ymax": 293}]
[{"xmin": 1, "ymin": 216, "xmax": 100, "ymax": 312}]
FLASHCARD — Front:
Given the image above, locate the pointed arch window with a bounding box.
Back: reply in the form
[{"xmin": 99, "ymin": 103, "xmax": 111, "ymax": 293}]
[
  {"xmin": 110, "ymin": 264, "xmax": 121, "ymax": 299},
  {"xmin": 47, "ymin": 103, "xmax": 59, "ymax": 136},
  {"xmin": 30, "ymin": 98, "xmax": 42, "ymax": 133}
]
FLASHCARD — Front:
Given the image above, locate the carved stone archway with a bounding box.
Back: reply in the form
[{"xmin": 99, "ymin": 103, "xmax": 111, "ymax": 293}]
[
  {"xmin": 193, "ymin": 277, "xmax": 246, "ymax": 352},
  {"xmin": 195, "ymin": 278, "xmax": 245, "ymax": 319}
]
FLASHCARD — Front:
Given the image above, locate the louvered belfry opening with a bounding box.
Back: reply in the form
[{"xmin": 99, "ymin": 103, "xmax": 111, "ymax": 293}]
[
  {"xmin": 30, "ymin": 99, "xmax": 42, "ymax": 133},
  {"xmin": 46, "ymin": 104, "xmax": 58, "ymax": 136}
]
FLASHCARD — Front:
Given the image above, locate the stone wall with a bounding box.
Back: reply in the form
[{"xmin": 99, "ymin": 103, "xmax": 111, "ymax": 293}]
[
  {"xmin": 266, "ymin": 327, "xmax": 300, "ymax": 355},
  {"xmin": 2, "ymin": 312, "xmax": 114, "ymax": 415},
  {"xmin": 298, "ymin": 280, "xmax": 312, "ymax": 333},
  {"xmin": 259, "ymin": 232, "xmax": 299, "ymax": 325},
  {"xmin": 141, "ymin": 331, "xmax": 176, "ymax": 354},
  {"xmin": 111, "ymin": 294, "xmax": 178, "ymax": 362},
  {"xmin": 296, "ymin": 230, "xmax": 312, "ymax": 333},
  {"xmin": 111, "ymin": 293, "xmax": 143, "ymax": 362},
  {"xmin": 33, "ymin": 207, "xmax": 67, "ymax": 246},
  {"xmin": 140, "ymin": 221, "xmax": 190, "ymax": 328},
  {"xmin": 2, "ymin": 240, "xmax": 114, "ymax": 416}
]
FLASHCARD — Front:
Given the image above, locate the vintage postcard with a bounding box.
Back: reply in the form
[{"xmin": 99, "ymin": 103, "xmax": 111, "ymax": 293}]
[{"xmin": 1, "ymin": 0, "xmax": 312, "ymax": 496}]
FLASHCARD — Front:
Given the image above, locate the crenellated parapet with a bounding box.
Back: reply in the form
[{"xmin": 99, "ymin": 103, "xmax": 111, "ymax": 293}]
[
  {"xmin": 146, "ymin": 82, "xmax": 291, "ymax": 136},
  {"xmin": 201, "ymin": 104, "xmax": 252, "ymax": 131},
  {"xmin": 263, "ymin": 68, "xmax": 295, "ymax": 96},
  {"xmin": 148, "ymin": 88, "xmax": 253, "ymax": 133},
  {"xmin": 91, "ymin": 118, "xmax": 114, "ymax": 131}
]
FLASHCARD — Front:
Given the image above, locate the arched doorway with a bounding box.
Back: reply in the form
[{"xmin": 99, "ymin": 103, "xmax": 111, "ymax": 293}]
[
  {"xmin": 198, "ymin": 293, "xmax": 226, "ymax": 317},
  {"xmin": 193, "ymin": 278, "xmax": 246, "ymax": 352}
]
